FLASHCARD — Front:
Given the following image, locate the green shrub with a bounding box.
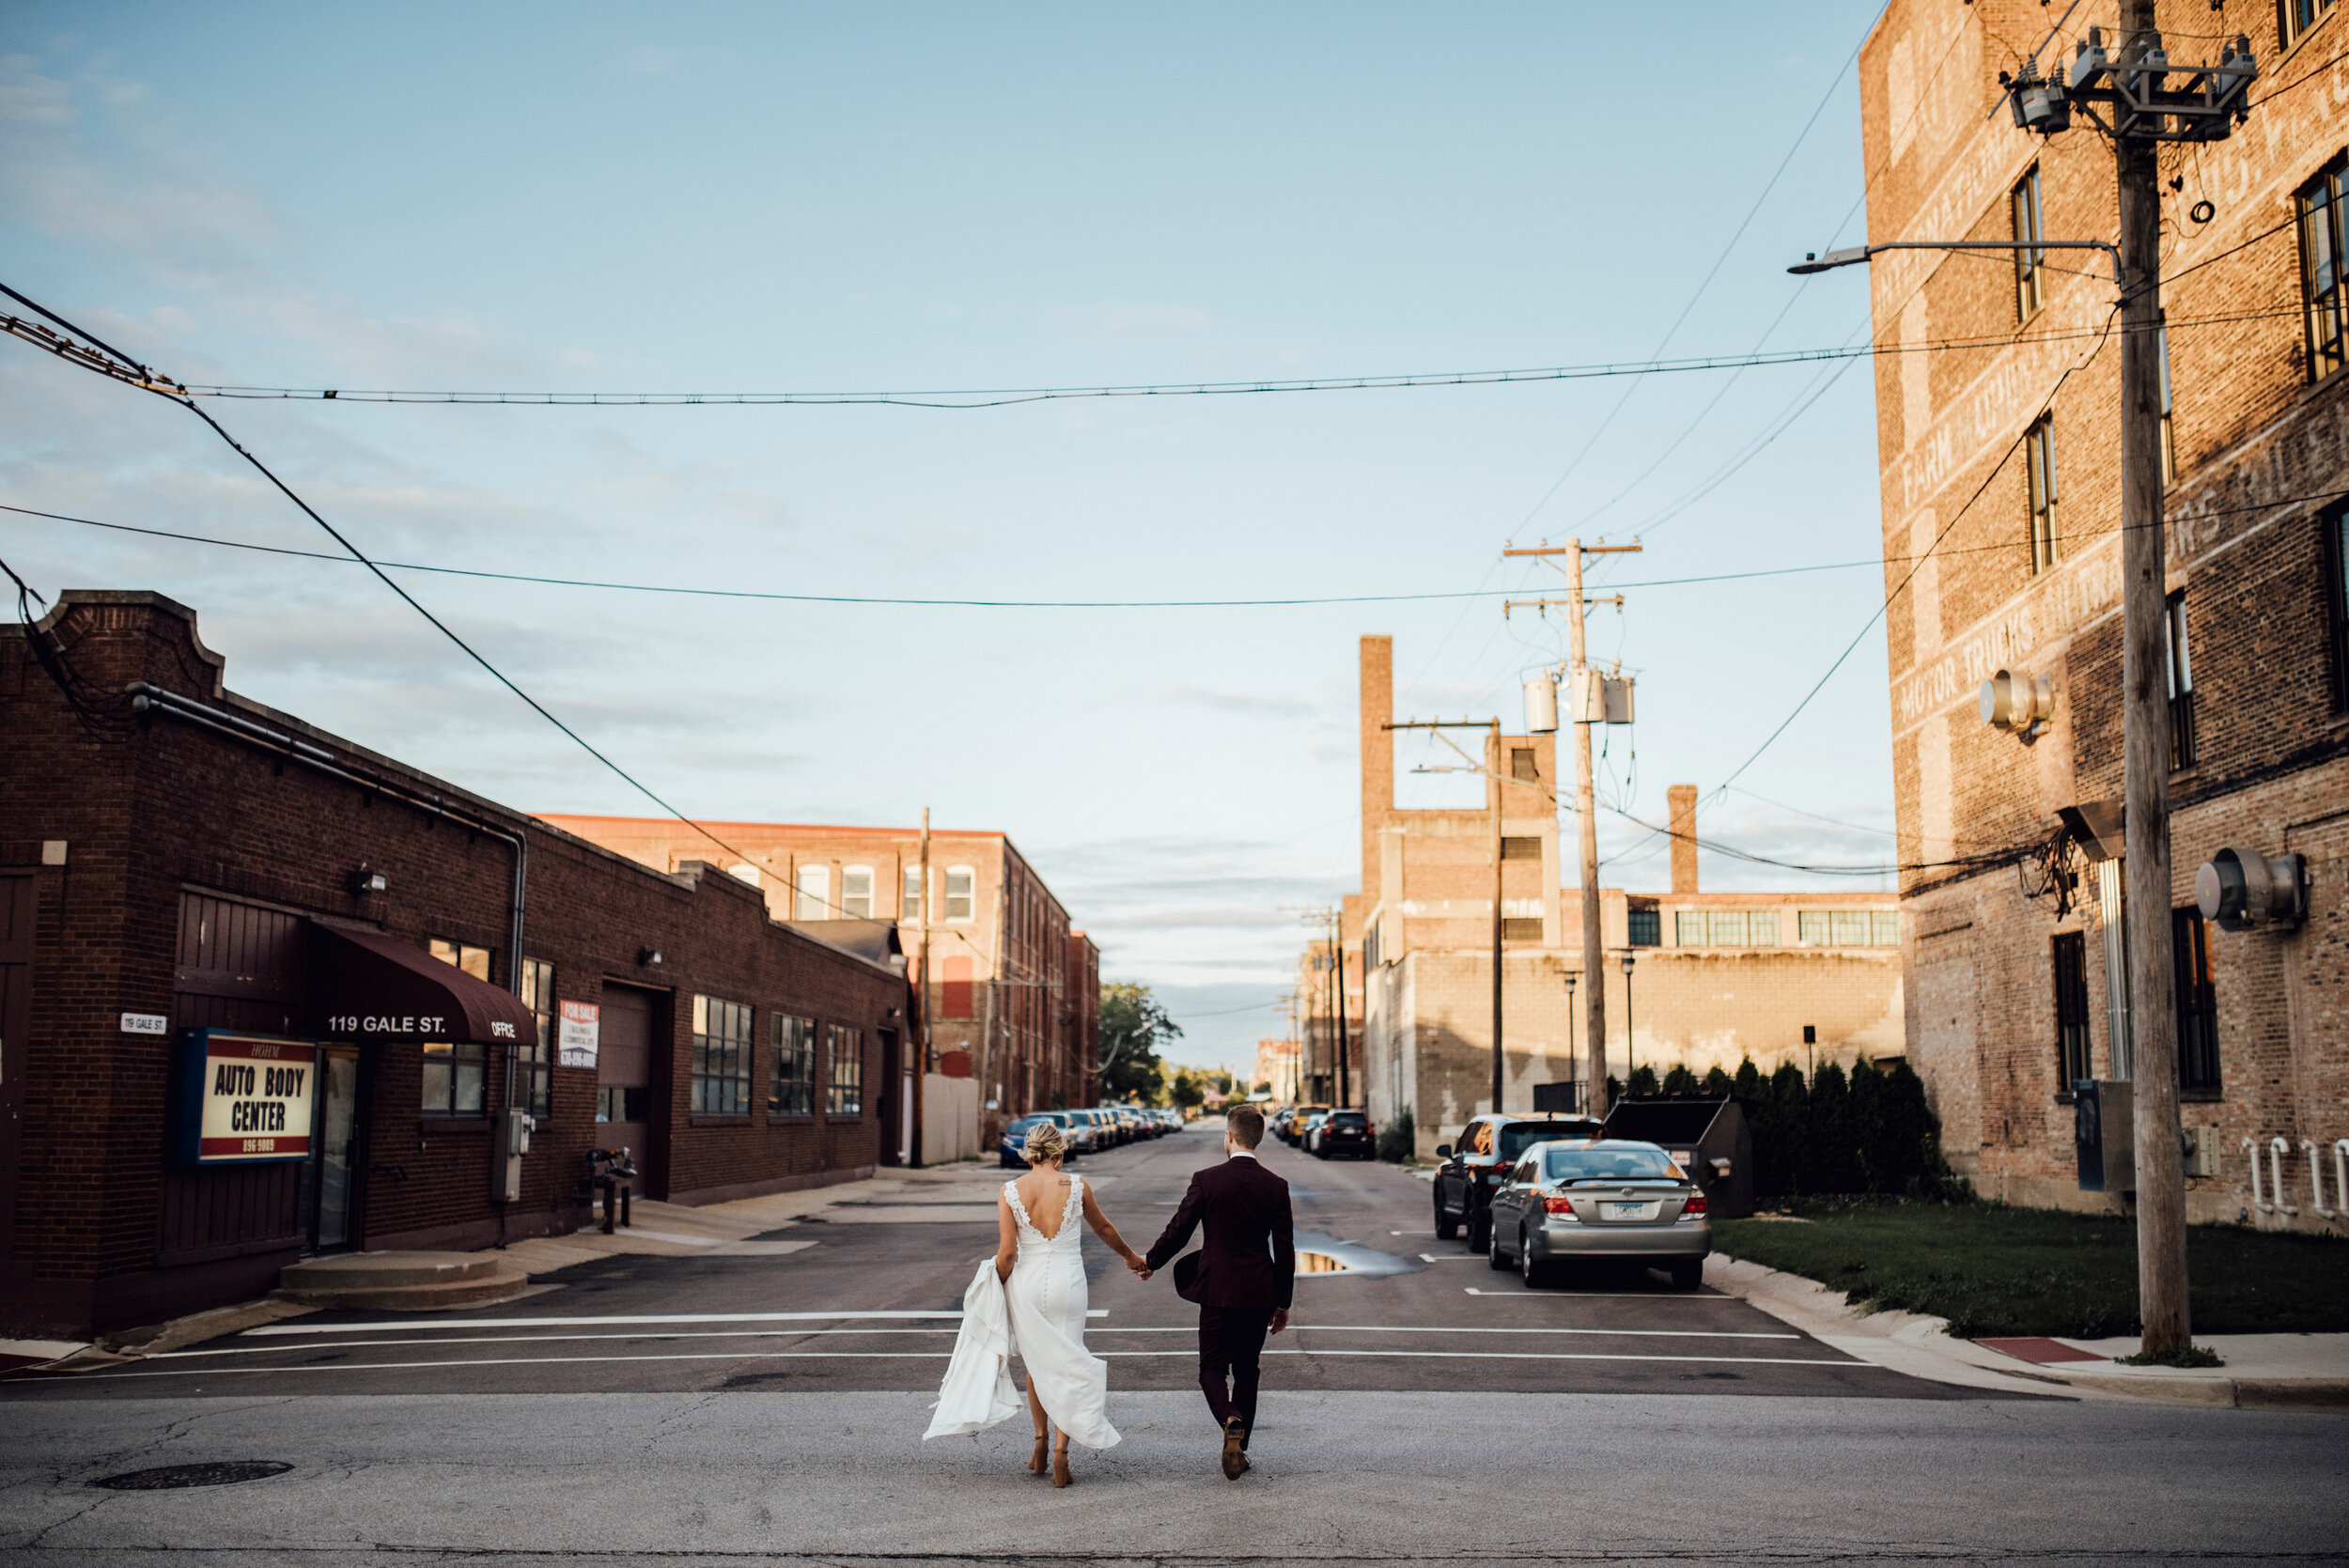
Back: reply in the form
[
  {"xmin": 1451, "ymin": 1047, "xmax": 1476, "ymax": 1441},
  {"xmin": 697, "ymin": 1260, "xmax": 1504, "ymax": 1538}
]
[{"xmin": 1376, "ymin": 1109, "xmax": 1416, "ymax": 1162}]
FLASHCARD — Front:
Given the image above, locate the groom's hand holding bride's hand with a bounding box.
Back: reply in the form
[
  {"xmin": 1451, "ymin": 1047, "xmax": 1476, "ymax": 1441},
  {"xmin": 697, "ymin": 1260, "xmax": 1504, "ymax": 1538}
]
[{"xmin": 1124, "ymin": 1253, "xmax": 1152, "ymax": 1281}]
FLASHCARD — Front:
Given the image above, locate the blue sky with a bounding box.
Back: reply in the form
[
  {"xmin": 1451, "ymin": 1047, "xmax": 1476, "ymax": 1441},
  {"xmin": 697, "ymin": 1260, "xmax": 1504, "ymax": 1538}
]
[{"xmin": 2, "ymin": 3, "xmax": 1898, "ymax": 1075}]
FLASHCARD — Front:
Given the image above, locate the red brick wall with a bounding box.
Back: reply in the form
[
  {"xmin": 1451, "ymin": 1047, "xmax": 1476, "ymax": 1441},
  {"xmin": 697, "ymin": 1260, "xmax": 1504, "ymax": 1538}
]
[{"xmin": 1, "ymin": 592, "xmax": 907, "ymax": 1335}]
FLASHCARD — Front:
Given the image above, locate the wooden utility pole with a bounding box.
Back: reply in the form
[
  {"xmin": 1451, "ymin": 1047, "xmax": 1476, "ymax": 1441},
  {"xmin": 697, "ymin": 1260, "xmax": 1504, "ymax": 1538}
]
[
  {"xmin": 2115, "ymin": 0, "xmax": 2189, "ymax": 1355},
  {"xmin": 912, "ymin": 807, "xmax": 931, "ymax": 1167},
  {"xmin": 1486, "ymin": 720, "xmax": 1503, "ymax": 1114},
  {"xmin": 1330, "ymin": 908, "xmax": 1352, "ymax": 1108},
  {"xmin": 1503, "ymin": 537, "xmax": 1641, "ymax": 1119}
]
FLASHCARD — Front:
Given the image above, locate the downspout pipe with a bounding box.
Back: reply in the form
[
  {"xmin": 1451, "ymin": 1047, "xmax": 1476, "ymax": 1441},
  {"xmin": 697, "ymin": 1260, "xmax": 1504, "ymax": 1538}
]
[
  {"xmin": 2243, "ymin": 1136, "xmax": 2270, "ymax": 1214},
  {"xmin": 2269, "ymin": 1136, "xmax": 2298, "ymax": 1217},
  {"xmin": 127, "ymin": 681, "xmax": 529, "ymax": 991},
  {"xmin": 2303, "ymin": 1139, "xmax": 2336, "ymax": 1221}
]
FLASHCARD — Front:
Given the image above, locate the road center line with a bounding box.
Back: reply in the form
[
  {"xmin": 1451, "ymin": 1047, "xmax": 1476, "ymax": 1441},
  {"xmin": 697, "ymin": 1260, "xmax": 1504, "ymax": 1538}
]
[
  {"xmin": 162, "ymin": 1322, "xmax": 1804, "ymax": 1359},
  {"xmin": 81, "ymin": 1347, "xmax": 1859, "ymax": 1379},
  {"xmin": 242, "ymin": 1309, "xmax": 1107, "ymax": 1337}
]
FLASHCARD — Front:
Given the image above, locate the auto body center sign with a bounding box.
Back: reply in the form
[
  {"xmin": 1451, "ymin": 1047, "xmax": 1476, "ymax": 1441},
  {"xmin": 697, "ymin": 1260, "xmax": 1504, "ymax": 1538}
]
[{"xmin": 176, "ymin": 1031, "xmax": 319, "ymax": 1165}]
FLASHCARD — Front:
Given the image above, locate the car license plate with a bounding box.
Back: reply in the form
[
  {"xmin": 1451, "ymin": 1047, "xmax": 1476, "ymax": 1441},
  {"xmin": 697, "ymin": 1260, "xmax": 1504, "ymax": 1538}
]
[{"xmin": 1603, "ymin": 1201, "xmax": 1658, "ymax": 1221}]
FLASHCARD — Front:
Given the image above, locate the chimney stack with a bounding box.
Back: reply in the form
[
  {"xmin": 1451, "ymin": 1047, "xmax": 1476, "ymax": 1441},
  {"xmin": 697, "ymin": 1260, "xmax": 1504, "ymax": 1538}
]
[{"xmin": 1669, "ymin": 784, "xmax": 1699, "ymax": 894}]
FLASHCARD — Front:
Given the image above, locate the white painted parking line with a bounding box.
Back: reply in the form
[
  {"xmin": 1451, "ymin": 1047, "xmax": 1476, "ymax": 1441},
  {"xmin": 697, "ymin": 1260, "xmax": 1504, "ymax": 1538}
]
[
  {"xmin": 243, "ymin": 1309, "xmax": 1108, "ymax": 1337},
  {"xmin": 1463, "ymin": 1288, "xmax": 1725, "ymax": 1299},
  {"xmin": 1420, "ymin": 1253, "xmax": 1486, "ymax": 1262},
  {"xmin": 164, "ymin": 1322, "xmax": 1804, "ymax": 1360},
  {"xmin": 82, "ymin": 1346, "xmax": 1858, "ymax": 1379}
]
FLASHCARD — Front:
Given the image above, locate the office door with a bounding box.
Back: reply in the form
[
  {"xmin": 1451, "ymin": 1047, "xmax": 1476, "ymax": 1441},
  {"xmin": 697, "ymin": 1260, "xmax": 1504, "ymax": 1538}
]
[{"xmin": 598, "ymin": 985, "xmax": 661, "ymax": 1188}]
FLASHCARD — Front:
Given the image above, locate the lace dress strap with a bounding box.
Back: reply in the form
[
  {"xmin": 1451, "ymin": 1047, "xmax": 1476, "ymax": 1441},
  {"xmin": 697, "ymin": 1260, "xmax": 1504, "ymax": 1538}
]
[{"xmin": 1003, "ymin": 1180, "xmax": 1036, "ymax": 1237}]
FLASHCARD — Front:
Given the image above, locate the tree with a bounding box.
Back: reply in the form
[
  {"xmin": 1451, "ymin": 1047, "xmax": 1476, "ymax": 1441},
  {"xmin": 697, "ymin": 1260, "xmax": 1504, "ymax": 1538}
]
[
  {"xmin": 1098, "ymin": 983, "xmax": 1180, "ymax": 1104},
  {"xmin": 1169, "ymin": 1070, "xmax": 1206, "ymax": 1112},
  {"xmin": 1757, "ymin": 1062, "xmax": 1808, "ymax": 1200},
  {"xmin": 1806, "ymin": 1059, "xmax": 1855, "ymax": 1194},
  {"xmin": 1625, "ymin": 1065, "xmax": 1659, "ymax": 1099},
  {"xmin": 1661, "ymin": 1063, "xmax": 1699, "ymax": 1095},
  {"xmin": 1732, "ymin": 1057, "xmax": 1761, "ymax": 1102},
  {"xmin": 1701, "ymin": 1065, "xmax": 1734, "ymax": 1096}
]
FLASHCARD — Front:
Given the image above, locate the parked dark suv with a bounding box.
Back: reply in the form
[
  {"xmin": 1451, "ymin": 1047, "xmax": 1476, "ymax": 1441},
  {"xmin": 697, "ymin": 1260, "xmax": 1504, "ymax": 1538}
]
[
  {"xmin": 1433, "ymin": 1113, "xmax": 1603, "ymax": 1250},
  {"xmin": 1312, "ymin": 1109, "xmax": 1375, "ymax": 1159}
]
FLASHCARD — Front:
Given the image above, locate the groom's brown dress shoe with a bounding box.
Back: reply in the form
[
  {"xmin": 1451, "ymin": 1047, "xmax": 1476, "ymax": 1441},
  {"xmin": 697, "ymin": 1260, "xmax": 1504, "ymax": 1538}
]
[{"xmin": 1221, "ymin": 1419, "xmax": 1250, "ymax": 1480}]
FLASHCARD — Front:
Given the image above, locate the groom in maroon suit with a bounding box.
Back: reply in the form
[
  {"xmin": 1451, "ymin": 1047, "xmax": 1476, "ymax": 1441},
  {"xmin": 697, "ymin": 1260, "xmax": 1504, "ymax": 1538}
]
[{"xmin": 1145, "ymin": 1102, "xmax": 1295, "ymax": 1479}]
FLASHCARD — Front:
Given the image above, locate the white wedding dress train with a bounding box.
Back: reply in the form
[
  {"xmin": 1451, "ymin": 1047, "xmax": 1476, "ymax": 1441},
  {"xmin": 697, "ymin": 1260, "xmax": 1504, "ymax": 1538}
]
[{"xmin": 924, "ymin": 1174, "xmax": 1120, "ymax": 1449}]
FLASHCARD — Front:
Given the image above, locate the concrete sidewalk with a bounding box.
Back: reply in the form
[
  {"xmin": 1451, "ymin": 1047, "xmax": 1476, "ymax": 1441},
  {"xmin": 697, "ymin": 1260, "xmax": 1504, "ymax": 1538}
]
[
  {"xmin": 1707, "ymin": 1254, "xmax": 2349, "ymax": 1408},
  {"xmin": 22, "ymin": 1159, "xmax": 1005, "ymax": 1374}
]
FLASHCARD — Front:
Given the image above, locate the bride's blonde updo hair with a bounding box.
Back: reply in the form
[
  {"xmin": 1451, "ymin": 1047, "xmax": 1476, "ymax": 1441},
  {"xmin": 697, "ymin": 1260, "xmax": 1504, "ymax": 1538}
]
[{"xmin": 1021, "ymin": 1119, "xmax": 1067, "ymax": 1166}]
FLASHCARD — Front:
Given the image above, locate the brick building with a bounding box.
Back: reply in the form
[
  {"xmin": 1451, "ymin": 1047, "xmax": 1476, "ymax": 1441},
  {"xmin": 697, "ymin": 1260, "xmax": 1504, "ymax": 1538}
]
[
  {"xmin": 1253, "ymin": 1037, "xmax": 1300, "ymax": 1102},
  {"xmin": 536, "ymin": 817, "xmax": 1100, "ymax": 1136},
  {"xmin": 1343, "ymin": 636, "xmax": 1904, "ymax": 1157},
  {"xmin": 1861, "ymin": 1, "xmax": 2349, "ymax": 1229},
  {"xmin": 0, "ymin": 591, "xmax": 910, "ymax": 1338}
]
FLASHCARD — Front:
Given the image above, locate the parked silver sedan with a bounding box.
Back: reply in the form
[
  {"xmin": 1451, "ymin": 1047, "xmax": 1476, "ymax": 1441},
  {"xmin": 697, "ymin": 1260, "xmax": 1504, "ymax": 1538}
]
[{"xmin": 1485, "ymin": 1139, "xmax": 1710, "ymax": 1290}]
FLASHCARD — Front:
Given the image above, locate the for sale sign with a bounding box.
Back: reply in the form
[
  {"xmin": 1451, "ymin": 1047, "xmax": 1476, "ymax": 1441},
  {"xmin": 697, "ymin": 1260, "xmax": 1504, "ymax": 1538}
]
[
  {"xmin": 174, "ymin": 1032, "xmax": 319, "ymax": 1165},
  {"xmin": 557, "ymin": 1001, "xmax": 599, "ymax": 1069}
]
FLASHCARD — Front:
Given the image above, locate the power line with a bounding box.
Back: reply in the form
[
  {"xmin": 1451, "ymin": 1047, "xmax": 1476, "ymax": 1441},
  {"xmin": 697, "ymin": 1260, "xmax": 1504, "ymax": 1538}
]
[{"xmin": 0, "ymin": 280, "xmax": 776, "ymax": 890}]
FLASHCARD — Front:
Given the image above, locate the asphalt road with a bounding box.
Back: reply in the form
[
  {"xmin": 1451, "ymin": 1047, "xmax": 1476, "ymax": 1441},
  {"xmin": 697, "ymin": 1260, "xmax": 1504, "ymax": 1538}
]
[
  {"xmin": 5, "ymin": 1125, "xmax": 1966, "ymax": 1402},
  {"xmin": 4, "ymin": 1126, "xmax": 2346, "ymax": 1563}
]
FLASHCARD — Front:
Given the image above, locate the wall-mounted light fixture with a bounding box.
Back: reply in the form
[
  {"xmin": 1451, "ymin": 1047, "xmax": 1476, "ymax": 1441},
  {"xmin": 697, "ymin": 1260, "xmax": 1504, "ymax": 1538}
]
[
  {"xmin": 1981, "ymin": 668, "xmax": 2055, "ymax": 738},
  {"xmin": 638, "ymin": 947, "xmax": 665, "ymax": 967},
  {"xmin": 350, "ymin": 865, "xmax": 387, "ymax": 894},
  {"xmin": 2195, "ymin": 848, "xmax": 2309, "ymax": 932}
]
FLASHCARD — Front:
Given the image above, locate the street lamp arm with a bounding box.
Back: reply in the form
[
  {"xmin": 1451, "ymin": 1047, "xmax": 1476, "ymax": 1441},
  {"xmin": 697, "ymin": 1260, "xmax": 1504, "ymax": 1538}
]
[{"xmin": 1789, "ymin": 239, "xmax": 2123, "ymax": 287}]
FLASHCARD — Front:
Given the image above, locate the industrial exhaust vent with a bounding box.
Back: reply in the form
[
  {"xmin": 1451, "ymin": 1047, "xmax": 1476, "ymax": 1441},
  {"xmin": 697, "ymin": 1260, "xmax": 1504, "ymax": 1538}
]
[
  {"xmin": 1980, "ymin": 669, "xmax": 2054, "ymax": 737},
  {"xmin": 2194, "ymin": 848, "xmax": 2309, "ymax": 933}
]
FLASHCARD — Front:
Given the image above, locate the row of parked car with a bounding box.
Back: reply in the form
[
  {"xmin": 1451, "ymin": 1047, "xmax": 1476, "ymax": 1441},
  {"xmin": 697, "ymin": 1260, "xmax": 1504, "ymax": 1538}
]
[
  {"xmin": 1267, "ymin": 1104, "xmax": 1377, "ymax": 1159},
  {"xmin": 997, "ymin": 1104, "xmax": 1186, "ymax": 1168},
  {"xmin": 1428, "ymin": 1110, "xmax": 1710, "ymax": 1289}
]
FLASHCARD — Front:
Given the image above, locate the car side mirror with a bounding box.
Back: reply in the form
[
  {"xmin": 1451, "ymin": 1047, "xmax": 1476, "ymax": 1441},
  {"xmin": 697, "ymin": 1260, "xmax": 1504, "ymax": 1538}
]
[{"xmin": 1435, "ymin": 1145, "xmax": 1453, "ymax": 1159}]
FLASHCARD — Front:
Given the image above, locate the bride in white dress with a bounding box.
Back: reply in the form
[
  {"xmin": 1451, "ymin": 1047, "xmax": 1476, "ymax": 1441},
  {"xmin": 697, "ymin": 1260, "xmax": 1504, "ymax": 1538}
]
[{"xmin": 925, "ymin": 1119, "xmax": 1150, "ymax": 1486}]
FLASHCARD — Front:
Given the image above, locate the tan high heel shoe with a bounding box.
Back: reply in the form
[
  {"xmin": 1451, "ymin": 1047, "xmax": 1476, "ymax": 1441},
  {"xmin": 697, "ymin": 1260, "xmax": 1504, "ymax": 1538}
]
[
  {"xmin": 1028, "ymin": 1434, "xmax": 1050, "ymax": 1475},
  {"xmin": 1051, "ymin": 1446, "xmax": 1073, "ymax": 1488}
]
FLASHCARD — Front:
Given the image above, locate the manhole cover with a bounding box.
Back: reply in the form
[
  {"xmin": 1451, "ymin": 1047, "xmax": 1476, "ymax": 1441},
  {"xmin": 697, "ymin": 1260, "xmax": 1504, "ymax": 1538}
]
[{"xmin": 91, "ymin": 1461, "xmax": 293, "ymax": 1491}]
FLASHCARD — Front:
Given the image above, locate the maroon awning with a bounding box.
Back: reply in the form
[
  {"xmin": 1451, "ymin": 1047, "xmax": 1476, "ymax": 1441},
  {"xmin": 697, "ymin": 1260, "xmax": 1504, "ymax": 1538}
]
[{"xmin": 310, "ymin": 924, "xmax": 538, "ymax": 1047}]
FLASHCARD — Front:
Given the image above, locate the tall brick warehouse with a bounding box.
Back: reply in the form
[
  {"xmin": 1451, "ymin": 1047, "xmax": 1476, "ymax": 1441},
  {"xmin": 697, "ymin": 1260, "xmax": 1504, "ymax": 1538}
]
[
  {"xmin": 0, "ymin": 592, "xmax": 909, "ymax": 1338},
  {"xmin": 536, "ymin": 816, "xmax": 1100, "ymax": 1140},
  {"xmin": 1343, "ymin": 636, "xmax": 1903, "ymax": 1158},
  {"xmin": 1861, "ymin": 0, "xmax": 2349, "ymax": 1228}
]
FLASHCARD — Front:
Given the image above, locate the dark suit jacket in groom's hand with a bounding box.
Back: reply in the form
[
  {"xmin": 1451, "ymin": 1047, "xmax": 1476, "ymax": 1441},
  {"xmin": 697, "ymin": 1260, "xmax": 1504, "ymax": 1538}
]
[{"xmin": 1145, "ymin": 1156, "xmax": 1295, "ymax": 1310}]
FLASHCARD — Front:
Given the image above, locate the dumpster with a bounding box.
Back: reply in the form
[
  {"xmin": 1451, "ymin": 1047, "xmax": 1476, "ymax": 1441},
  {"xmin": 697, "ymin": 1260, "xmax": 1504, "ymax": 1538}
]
[{"xmin": 1599, "ymin": 1095, "xmax": 1754, "ymax": 1219}]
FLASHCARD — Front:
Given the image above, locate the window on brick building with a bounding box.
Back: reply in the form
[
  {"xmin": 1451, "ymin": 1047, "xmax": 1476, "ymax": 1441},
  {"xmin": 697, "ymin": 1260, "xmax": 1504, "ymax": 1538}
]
[
  {"xmin": 794, "ymin": 864, "xmax": 830, "ymax": 921},
  {"xmin": 2325, "ymin": 501, "xmax": 2349, "ymax": 711},
  {"xmin": 2300, "ymin": 154, "xmax": 2348, "ymax": 380},
  {"xmin": 1627, "ymin": 908, "xmax": 1660, "ymax": 946},
  {"xmin": 2173, "ymin": 908, "xmax": 2222, "ymax": 1096},
  {"xmin": 2167, "ymin": 590, "xmax": 2197, "ymax": 770},
  {"xmin": 827, "ymin": 1024, "xmax": 865, "ymax": 1115},
  {"xmin": 2283, "ymin": 0, "xmax": 2337, "ymax": 51},
  {"xmin": 1501, "ymin": 835, "xmax": 1541, "ymax": 861},
  {"xmin": 770, "ymin": 1014, "xmax": 815, "ymax": 1117},
  {"xmin": 902, "ymin": 866, "xmax": 924, "ymax": 922},
  {"xmin": 1675, "ymin": 909, "xmax": 1778, "ymax": 947},
  {"xmin": 428, "ymin": 938, "xmax": 492, "ymax": 982},
  {"xmin": 691, "ymin": 995, "xmax": 754, "ymax": 1116},
  {"xmin": 1501, "ymin": 918, "xmax": 1543, "ymax": 942},
  {"xmin": 945, "ymin": 867, "xmax": 975, "ymax": 922},
  {"xmin": 941, "ymin": 955, "xmax": 974, "ymax": 1018},
  {"xmin": 421, "ymin": 1041, "xmax": 486, "ymax": 1118},
  {"xmin": 1510, "ymin": 747, "xmax": 1538, "ymax": 781},
  {"xmin": 519, "ymin": 957, "xmax": 553, "ymax": 1120},
  {"xmin": 2052, "ymin": 931, "xmax": 2092, "ymax": 1092},
  {"xmin": 2012, "ymin": 165, "xmax": 2046, "ymax": 320},
  {"xmin": 2026, "ymin": 416, "xmax": 2061, "ymax": 573},
  {"xmin": 1797, "ymin": 910, "xmax": 1900, "ymax": 947},
  {"xmin": 842, "ymin": 865, "xmax": 874, "ymax": 920}
]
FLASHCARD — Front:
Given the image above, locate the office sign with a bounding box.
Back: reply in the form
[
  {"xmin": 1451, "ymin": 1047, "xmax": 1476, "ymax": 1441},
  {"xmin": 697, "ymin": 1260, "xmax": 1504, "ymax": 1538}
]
[
  {"xmin": 175, "ymin": 1031, "xmax": 319, "ymax": 1165},
  {"xmin": 558, "ymin": 1001, "xmax": 600, "ymax": 1069}
]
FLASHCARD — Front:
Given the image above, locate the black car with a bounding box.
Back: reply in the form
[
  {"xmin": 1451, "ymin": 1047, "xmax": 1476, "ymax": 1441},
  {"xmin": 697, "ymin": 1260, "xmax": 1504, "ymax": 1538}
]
[
  {"xmin": 1433, "ymin": 1112, "xmax": 1603, "ymax": 1250},
  {"xmin": 1314, "ymin": 1109, "xmax": 1375, "ymax": 1159}
]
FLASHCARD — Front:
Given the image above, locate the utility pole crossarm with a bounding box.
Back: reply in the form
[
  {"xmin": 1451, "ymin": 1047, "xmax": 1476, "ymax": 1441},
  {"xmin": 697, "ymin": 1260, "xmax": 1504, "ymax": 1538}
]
[{"xmin": 1789, "ymin": 239, "xmax": 2123, "ymax": 286}]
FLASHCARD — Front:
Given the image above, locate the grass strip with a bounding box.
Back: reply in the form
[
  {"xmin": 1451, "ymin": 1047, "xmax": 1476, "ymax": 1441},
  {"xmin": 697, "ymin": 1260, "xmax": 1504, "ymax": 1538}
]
[{"xmin": 1713, "ymin": 1201, "xmax": 2349, "ymax": 1338}]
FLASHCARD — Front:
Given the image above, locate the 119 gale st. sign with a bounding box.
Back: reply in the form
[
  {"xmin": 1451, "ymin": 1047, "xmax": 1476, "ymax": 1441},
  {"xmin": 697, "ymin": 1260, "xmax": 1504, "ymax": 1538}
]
[{"xmin": 175, "ymin": 1031, "xmax": 319, "ymax": 1165}]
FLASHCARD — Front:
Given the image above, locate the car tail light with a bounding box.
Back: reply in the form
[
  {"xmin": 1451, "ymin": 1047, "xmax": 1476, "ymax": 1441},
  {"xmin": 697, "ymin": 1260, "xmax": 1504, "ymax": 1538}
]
[
  {"xmin": 1542, "ymin": 1195, "xmax": 1579, "ymax": 1218},
  {"xmin": 1679, "ymin": 1192, "xmax": 1709, "ymax": 1219}
]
